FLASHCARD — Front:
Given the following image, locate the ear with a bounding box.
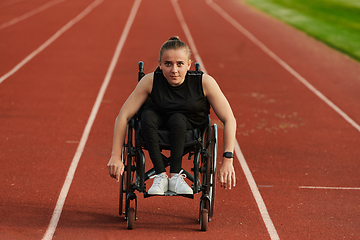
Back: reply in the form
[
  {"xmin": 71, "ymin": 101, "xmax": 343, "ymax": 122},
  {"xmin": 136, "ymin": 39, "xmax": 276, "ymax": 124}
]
[
  {"xmin": 158, "ymin": 60, "xmax": 162, "ymax": 70},
  {"xmin": 187, "ymin": 59, "xmax": 192, "ymax": 70}
]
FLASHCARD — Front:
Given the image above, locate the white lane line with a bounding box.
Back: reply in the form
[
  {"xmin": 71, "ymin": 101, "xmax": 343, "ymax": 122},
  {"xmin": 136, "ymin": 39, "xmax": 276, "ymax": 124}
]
[
  {"xmin": 300, "ymin": 186, "xmax": 360, "ymax": 190},
  {"xmin": 0, "ymin": 0, "xmax": 25, "ymax": 8},
  {"xmin": 172, "ymin": 1, "xmax": 280, "ymax": 239},
  {"xmin": 171, "ymin": 0, "xmax": 207, "ymax": 74},
  {"xmin": 0, "ymin": 0, "xmax": 103, "ymax": 84},
  {"xmin": 235, "ymin": 142, "xmax": 280, "ymax": 240},
  {"xmin": 0, "ymin": 0, "xmax": 65, "ymax": 30},
  {"xmin": 41, "ymin": 0, "xmax": 142, "ymax": 239},
  {"xmin": 206, "ymin": 0, "xmax": 360, "ymax": 133}
]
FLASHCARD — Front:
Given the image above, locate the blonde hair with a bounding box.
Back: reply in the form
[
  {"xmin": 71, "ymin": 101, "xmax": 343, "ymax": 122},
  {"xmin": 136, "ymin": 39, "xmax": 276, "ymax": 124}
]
[{"xmin": 159, "ymin": 36, "xmax": 191, "ymax": 61}]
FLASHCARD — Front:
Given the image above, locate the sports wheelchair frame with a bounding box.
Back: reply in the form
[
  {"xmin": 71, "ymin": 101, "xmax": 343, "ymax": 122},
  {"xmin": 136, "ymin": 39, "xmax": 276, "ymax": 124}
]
[{"xmin": 119, "ymin": 62, "xmax": 218, "ymax": 231}]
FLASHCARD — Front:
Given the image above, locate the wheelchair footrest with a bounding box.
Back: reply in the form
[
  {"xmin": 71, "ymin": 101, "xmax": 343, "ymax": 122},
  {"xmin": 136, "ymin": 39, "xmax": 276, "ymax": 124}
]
[{"xmin": 144, "ymin": 191, "xmax": 194, "ymax": 199}]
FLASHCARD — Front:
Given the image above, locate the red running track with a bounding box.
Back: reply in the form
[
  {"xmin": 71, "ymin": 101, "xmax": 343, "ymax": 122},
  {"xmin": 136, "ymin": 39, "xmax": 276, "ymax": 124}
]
[{"xmin": 1, "ymin": 0, "xmax": 360, "ymax": 239}]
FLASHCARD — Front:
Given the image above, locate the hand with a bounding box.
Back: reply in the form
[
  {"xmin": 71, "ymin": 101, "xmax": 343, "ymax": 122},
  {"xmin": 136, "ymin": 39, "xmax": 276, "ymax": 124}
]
[
  {"xmin": 107, "ymin": 156, "xmax": 124, "ymax": 182},
  {"xmin": 218, "ymin": 158, "xmax": 236, "ymax": 189}
]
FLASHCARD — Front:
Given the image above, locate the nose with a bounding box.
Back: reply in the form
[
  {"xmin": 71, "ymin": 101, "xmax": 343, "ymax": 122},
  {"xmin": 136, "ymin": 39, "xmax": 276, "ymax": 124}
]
[{"xmin": 171, "ymin": 64, "xmax": 178, "ymax": 73}]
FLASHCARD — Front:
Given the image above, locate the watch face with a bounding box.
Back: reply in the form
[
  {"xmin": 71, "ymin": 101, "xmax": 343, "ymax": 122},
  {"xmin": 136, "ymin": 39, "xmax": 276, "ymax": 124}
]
[{"xmin": 223, "ymin": 152, "xmax": 234, "ymax": 158}]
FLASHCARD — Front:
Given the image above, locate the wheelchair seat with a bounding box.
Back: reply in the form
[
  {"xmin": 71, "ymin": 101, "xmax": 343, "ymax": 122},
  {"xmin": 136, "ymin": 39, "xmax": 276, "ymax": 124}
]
[{"xmin": 135, "ymin": 119, "xmax": 206, "ymax": 150}]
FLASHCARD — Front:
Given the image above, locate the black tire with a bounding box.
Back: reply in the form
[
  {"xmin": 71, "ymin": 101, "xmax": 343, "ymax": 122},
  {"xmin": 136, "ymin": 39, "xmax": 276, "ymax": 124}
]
[
  {"xmin": 119, "ymin": 144, "xmax": 128, "ymax": 216},
  {"xmin": 200, "ymin": 209, "xmax": 209, "ymax": 231},
  {"xmin": 127, "ymin": 207, "xmax": 135, "ymax": 230},
  {"xmin": 119, "ymin": 169, "xmax": 125, "ymax": 216}
]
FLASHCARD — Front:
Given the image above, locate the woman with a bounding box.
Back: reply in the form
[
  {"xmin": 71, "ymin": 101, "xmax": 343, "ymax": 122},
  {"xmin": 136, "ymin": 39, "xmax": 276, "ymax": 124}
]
[{"xmin": 107, "ymin": 37, "xmax": 236, "ymax": 195}]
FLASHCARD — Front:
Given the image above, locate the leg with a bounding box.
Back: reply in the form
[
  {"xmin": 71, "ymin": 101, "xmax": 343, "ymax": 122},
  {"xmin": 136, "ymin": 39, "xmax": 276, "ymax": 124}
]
[
  {"xmin": 166, "ymin": 113, "xmax": 193, "ymax": 174},
  {"xmin": 141, "ymin": 106, "xmax": 166, "ymax": 174},
  {"xmin": 141, "ymin": 106, "xmax": 168, "ymax": 195},
  {"xmin": 167, "ymin": 113, "xmax": 194, "ymax": 194}
]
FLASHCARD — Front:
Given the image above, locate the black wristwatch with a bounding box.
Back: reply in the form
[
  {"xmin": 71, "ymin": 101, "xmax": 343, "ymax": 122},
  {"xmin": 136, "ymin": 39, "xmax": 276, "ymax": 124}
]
[{"xmin": 223, "ymin": 152, "xmax": 234, "ymax": 158}]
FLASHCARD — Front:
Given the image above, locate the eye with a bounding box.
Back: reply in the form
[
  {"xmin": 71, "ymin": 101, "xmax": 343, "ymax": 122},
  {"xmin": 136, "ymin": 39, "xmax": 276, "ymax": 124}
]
[{"xmin": 177, "ymin": 62, "xmax": 184, "ymax": 67}]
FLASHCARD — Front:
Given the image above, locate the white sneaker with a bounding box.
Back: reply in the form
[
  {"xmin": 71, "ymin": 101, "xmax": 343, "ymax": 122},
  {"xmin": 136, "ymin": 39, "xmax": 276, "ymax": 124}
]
[
  {"xmin": 148, "ymin": 173, "xmax": 168, "ymax": 195},
  {"xmin": 169, "ymin": 170, "xmax": 193, "ymax": 194}
]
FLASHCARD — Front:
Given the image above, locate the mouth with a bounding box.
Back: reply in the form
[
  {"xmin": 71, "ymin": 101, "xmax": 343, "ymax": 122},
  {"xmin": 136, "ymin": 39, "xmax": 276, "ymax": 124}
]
[{"xmin": 169, "ymin": 76, "xmax": 180, "ymax": 80}]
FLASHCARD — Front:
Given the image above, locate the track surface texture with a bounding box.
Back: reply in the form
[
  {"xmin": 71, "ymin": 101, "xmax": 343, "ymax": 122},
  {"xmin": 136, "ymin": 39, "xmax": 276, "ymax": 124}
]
[{"xmin": 1, "ymin": 0, "xmax": 360, "ymax": 239}]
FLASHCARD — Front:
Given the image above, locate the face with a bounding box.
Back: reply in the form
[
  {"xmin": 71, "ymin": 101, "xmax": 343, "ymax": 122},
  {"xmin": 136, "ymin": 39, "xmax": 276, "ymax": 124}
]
[{"xmin": 159, "ymin": 48, "xmax": 191, "ymax": 86}]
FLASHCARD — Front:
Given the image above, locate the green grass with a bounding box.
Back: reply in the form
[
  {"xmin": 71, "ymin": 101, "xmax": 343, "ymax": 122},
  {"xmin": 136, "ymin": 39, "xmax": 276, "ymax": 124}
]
[{"xmin": 246, "ymin": 0, "xmax": 360, "ymax": 61}]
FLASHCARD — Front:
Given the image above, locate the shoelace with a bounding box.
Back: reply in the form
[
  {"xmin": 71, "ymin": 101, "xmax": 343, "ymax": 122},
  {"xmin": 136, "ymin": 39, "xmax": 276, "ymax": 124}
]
[
  {"xmin": 174, "ymin": 170, "xmax": 188, "ymax": 190},
  {"xmin": 150, "ymin": 174, "xmax": 167, "ymax": 187}
]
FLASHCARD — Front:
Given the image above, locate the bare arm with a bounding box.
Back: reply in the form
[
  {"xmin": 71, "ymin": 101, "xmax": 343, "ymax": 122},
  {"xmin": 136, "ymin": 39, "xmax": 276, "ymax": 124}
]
[
  {"xmin": 107, "ymin": 73, "xmax": 153, "ymax": 181},
  {"xmin": 203, "ymin": 74, "xmax": 236, "ymax": 189}
]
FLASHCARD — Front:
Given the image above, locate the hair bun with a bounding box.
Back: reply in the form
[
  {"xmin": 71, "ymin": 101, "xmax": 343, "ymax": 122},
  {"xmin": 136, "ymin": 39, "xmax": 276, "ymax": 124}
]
[{"xmin": 168, "ymin": 36, "xmax": 181, "ymax": 41}]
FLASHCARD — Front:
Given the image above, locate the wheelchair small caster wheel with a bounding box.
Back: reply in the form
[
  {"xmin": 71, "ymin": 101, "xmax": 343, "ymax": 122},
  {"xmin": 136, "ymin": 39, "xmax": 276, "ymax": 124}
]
[
  {"xmin": 127, "ymin": 207, "xmax": 135, "ymax": 230},
  {"xmin": 200, "ymin": 209, "xmax": 208, "ymax": 231}
]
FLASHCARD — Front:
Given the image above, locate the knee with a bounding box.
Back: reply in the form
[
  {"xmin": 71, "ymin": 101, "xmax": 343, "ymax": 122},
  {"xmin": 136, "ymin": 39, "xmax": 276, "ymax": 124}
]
[
  {"xmin": 167, "ymin": 113, "xmax": 187, "ymax": 130},
  {"xmin": 141, "ymin": 110, "xmax": 159, "ymax": 131}
]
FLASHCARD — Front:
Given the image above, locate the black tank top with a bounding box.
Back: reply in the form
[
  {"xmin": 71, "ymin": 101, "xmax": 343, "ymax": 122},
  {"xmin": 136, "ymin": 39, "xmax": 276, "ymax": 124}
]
[{"xmin": 151, "ymin": 70, "xmax": 210, "ymax": 126}]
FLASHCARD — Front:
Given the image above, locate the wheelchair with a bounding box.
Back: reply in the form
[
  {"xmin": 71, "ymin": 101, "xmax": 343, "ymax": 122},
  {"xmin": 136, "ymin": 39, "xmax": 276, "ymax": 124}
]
[{"xmin": 118, "ymin": 61, "xmax": 218, "ymax": 231}]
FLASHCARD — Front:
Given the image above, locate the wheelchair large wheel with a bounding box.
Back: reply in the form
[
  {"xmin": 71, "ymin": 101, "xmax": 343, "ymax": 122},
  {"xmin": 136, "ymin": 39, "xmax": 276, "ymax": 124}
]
[
  {"xmin": 209, "ymin": 123, "xmax": 217, "ymax": 217},
  {"xmin": 201, "ymin": 123, "xmax": 218, "ymax": 218},
  {"xmin": 119, "ymin": 123, "xmax": 136, "ymax": 219}
]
